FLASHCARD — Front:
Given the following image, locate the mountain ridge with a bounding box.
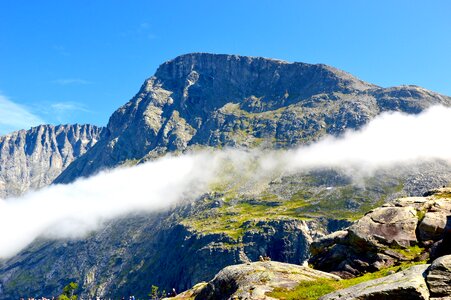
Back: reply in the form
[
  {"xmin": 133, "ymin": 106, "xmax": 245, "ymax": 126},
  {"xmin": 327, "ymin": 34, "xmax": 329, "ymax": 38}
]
[
  {"xmin": 0, "ymin": 124, "xmax": 104, "ymax": 198},
  {"xmin": 54, "ymin": 53, "xmax": 451, "ymax": 184}
]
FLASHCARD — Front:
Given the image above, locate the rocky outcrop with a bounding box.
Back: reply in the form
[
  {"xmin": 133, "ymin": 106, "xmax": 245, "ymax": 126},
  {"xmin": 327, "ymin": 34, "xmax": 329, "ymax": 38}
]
[
  {"xmin": 0, "ymin": 124, "xmax": 104, "ymax": 198},
  {"xmin": 173, "ymin": 261, "xmax": 340, "ymax": 300},
  {"xmin": 320, "ymin": 264, "xmax": 431, "ymax": 300},
  {"xmin": 426, "ymin": 255, "xmax": 451, "ymax": 297},
  {"xmin": 310, "ymin": 188, "xmax": 451, "ymax": 278},
  {"xmin": 348, "ymin": 206, "xmax": 419, "ymax": 249},
  {"xmin": 54, "ymin": 53, "xmax": 451, "ymax": 183},
  {"xmin": 320, "ymin": 254, "xmax": 451, "ymax": 300}
]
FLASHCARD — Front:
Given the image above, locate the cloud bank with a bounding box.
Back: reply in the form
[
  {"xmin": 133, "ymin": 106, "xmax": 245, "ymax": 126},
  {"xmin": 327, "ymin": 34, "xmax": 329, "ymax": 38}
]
[
  {"xmin": 290, "ymin": 105, "xmax": 451, "ymax": 170},
  {"xmin": 1, "ymin": 105, "xmax": 451, "ymax": 258},
  {"xmin": 0, "ymin": 94, "xmax": 45, "ymax": 135},
  {"xmin": 52, "ymin": 78, "xmax": 91, "ymax": 85}
]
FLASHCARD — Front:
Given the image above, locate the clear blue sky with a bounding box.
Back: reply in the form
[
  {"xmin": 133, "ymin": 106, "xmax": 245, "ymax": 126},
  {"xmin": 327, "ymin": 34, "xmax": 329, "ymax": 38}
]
[{"xmin": 0, "ymin": 0, "xmax": 450, "ymax": 134}]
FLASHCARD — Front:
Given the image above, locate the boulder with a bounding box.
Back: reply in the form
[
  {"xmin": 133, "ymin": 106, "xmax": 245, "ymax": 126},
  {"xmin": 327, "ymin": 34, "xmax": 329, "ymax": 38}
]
[
  {"xmin": 310, "ymin": 230, "xmax": 348, "ymax": 255},
  {"xmin": 418, "ymin": 212, "xmax": 447, "ymax": 241},
  {"xmin": 320, "ymin": 264, "xmax": 430, "ymax": 300},
  {"xmin": 172, "ymin": 261, "xmax": 340, "ymax": 300},
  {"xmin": 427, "ymin": 255, "xmax": 451, "ymax": 297},
  {"xmin": 348, "ymin": 206, "xmax": 418, "ymax": 249}
]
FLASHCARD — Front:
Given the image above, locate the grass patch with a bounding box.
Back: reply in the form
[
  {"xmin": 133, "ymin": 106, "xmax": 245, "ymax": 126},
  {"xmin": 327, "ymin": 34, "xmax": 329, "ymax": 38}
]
[
  {"xmin": 388, "ymin": 245, "xmax": 425, "ymax": 260},
  {"xmin": 268, "ymin": 261, "xmax": 425, "ymax": 300}
]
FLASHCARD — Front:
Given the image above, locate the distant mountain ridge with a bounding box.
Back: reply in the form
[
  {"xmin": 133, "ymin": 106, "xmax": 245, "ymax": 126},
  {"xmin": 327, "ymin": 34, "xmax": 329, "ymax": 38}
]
[
  {"xmin": 55, "ymin": 53, "xmax": 451, "ymax": 183},
  {"xmin": 0, "ymin": 124, "xmax": 104, "ymax": 198}
]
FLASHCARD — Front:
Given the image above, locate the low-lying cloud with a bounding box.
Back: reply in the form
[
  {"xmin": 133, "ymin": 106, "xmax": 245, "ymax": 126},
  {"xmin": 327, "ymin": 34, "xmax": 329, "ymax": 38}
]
[
  {"xmin": 1, "ymin": 105, "xmax": 451, "ymax": 258},
  {"xmin": 290, "ymin": 105, "xmax": 451, "ymax": 170}
]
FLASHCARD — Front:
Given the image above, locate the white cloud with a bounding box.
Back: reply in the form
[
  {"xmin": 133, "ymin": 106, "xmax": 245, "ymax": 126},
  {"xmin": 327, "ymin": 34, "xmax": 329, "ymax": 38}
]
[
  {"xmin": 52, "ymin": 78, "xmax": 91, "ymax": 85},
  {"xmin": 51, "ymin": 101, "xmax": 92, "ymax": 113},
  {"xmin": 289, "ymin": 105, "xmax": 451, "ymax": 171},
  {"xmin": 1, "ymin": 105, "xmax": 451, "ymax": 258},
  {"xmin": 0, "ymin": 94, "xmax": 45, "ymax": 135}
]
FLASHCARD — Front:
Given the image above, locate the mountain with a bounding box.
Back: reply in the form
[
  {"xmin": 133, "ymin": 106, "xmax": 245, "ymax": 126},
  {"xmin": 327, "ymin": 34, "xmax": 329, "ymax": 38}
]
[
  {"xmin": 1, "ymin": 53, "xmax": 451, "ymax": 299},
  {"xmin": 0, "ymin": 124, "xmax": 104, "ymax": 198},
  {"xmin": 55, "ymin": 53, "xmax": 451, "ymax": 183}
]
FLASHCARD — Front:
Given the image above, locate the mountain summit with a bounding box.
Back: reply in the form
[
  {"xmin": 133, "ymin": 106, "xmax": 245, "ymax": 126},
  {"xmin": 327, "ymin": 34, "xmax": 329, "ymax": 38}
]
[{"xmin": 55, "ymin": 53, "xmax": 451, "ymax": 183}]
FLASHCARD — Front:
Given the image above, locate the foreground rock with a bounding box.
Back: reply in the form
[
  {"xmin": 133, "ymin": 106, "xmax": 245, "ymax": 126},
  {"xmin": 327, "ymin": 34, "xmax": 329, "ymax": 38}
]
[
  {"xmin": 310, "ymin": 188, "xmax": 451, "ymax": 277},
  {"xmin": 171, "ymin": 261, "xmax": 340, "ymax": 300},
  {"xmin": 426, "ymin": 255, "xmax": 451, "ymax": 297},
  {"xmin": 320, "ymin": 264, "xmax": 430, "ymax": 300}
]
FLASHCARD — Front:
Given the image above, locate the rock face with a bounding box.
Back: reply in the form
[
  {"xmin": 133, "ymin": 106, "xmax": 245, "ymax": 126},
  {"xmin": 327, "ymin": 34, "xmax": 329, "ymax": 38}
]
[
  {"xmin": 0, "ymin": 124, "xmax": 104, "ymax": 198},
  {"xmin": 319, "ymin": 264, "xmax": 431, "ymax": 300},
  {"xmin": 348, "ymin": 206, "xmax": 419, "ymax": 248},
  {"xmin": 310, "ymin": 188, "xmax": 451, "ymax": 278},
  {"xmin": 426, "ymin": 255, "xmax": 451, "ymax": 297},
  {"xmin": 55, "ymin": 53, "xmax": 451, "ymax": 183},
  {"xmin": 175, "ymin": 261, "xmax": 340, "ymax": 300}
]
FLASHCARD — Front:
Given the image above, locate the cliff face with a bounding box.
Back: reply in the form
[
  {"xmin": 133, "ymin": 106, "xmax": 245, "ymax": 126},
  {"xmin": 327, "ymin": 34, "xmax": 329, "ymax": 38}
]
[
  {"xmin": 0, "ymin": 124, "xmax": 104, "ymax": 198},
  {"xmin": 55, "ymin": 53, "xmax": 451, "ymax": 183}
]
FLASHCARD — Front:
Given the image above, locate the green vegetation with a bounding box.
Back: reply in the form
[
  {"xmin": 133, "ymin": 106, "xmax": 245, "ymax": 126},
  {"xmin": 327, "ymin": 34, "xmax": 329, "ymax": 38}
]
[
  {"xmin": 431, "ymin": 190, "xmax": 451, "ymax": 199},
  {"xmin": 182, "ymin": 167, "xmax": 405, "ymax": 240},
  {"xmin": 58, "ymin": 282, "xmax": 78, "ymax": 300},
  {"xmin": 268, "ymin": 261, "xmax": 425, "ymax": 300},
  {"xmin": 149, "ymin": 285, "xmax": 160, "ymax": 299},
  {"xmin": 388, "ymin": 244, "xmax": 425, "ymax": 260},
  {"xmin": 416, "ymin": 209, "xmax": 426, "ymax": 222}
]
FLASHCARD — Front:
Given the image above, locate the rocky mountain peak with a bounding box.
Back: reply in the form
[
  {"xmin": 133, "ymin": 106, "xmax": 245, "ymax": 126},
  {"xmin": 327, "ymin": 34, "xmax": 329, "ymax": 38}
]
[
  {"xmin": 153, "ymin": 53, "xmax": 375, "ymax": 104},
  {"xmin": 55, "ymin": 53, "xmax": 451, "ymax": 183}
]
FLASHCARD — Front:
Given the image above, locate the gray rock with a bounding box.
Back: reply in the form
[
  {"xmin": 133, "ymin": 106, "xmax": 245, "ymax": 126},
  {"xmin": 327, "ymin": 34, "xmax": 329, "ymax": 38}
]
[
  {"xmin": 310, "ymin": 230, "xmax": 348, "ymax": 255},
  {"xmin": 348, "ymin": 206, "xmax": 418, "ymax": 248},
  {"xmin": 427, "ymin": 255, "xmax": 451, "ymax": 297},
  {"xmin": 309, "ymin": 191, "xmax": 451, "ymax": 277},
  {"xmin": 186, "ymin": 261, "xmax": 340, "ymax": 300},
  {"xmin": 320, "ymin": 264, "xmax": 431, "ymax": 300},
  {"xmin": 418, "ymin": 212, "xmax": 447, "ymax": 241},
  {"xmin": 0, "ymin": 124, "xmax": 104, "ymax": 198}
]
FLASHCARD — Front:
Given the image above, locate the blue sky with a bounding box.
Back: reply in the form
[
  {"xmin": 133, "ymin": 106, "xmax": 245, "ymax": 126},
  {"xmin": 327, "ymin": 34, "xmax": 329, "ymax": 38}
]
[{"xmin": 0, "ymin": 0, "xmax": 450, "ymax": 134}]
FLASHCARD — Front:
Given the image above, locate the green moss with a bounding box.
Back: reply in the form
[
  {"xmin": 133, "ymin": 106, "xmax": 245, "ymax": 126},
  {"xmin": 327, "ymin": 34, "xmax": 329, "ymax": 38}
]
[
  {"xmin": 388, "ymin": 245, "xmax": 425, "ymax": 260},
  {"xmin": 268, "ymin": 261, "xmax": 425, "ymax": 300},
  {"xmin": 416, "ymin": 210, "xmax": 426, "ymax": 222},
  {"xmin": 432, "ymin": 191, "xmax": 451, "ymax": 199}
]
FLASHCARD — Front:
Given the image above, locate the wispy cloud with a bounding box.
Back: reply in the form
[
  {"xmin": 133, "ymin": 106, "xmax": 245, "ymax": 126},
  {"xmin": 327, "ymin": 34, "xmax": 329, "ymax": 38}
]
[
  {"xmin": 119, "ymin": 21, "xmax": 158, "ymax": 40},
  {"xmin": 32, "ymin": 100, "xmax": 93, "ymax": 124},
  {"xmin": 51, "ymin": 101, "xmax": 92, "ymax": 113},
  {"xmin": 52, "ymin": 78, "xmax": 91, "ymax": 85},
  {"xmin": 52, "ymin": 45, "xmax": 71, "ymax": 56},
  {"xmin": 0, "ymin": 94, "xmax": 45, "ymax": 135}
]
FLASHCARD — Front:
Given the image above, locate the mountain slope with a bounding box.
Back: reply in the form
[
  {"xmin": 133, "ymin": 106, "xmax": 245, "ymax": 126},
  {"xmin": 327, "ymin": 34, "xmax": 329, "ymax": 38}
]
[
  {"xmin": 0, "ymin": 124, "xmax": 104, "ymax": 198},
  {"xmin": 1, "ymin": 53, "xmax": 451, "ymax": 299},
  {"xmin": 55, "ymin": 53, "xmax": 451, "ymax": 183}
]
